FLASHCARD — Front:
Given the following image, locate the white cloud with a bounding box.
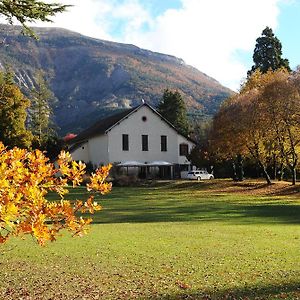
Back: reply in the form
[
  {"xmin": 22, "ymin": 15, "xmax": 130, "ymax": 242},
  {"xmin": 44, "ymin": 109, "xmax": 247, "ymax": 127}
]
[
  {"xmin": 117, "ymin": 0, "xmax": 282, "ymax": 90},
  {"xmin": 17, "ymin": 0, "xmax": 285, "ymax": 90},
  {"xmin": 35, "ymin": 0, "xmax": 115, "ymax": 40}
]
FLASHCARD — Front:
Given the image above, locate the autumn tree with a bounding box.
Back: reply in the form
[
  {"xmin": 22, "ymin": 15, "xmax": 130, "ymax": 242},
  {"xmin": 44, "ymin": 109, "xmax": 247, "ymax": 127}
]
[
  {"xmin": 157, "ymin": 89, "xmax": 190, "ymax": 136},
  {"xmin": 212, "ymin": 75, "xmax": 275, "ymax": 184},
  {"xmin": 211, "ymin": 98, "xmax": 245, "ymax": 181},
  {"xmin": 0, "ymin": 0, "xmax": 68, "ymax": 37},
  {"xmin": 0, "ymin": 70, "xmax": 33, "ymax": 148},
  {"xmin": 259, "ymin": 69, "xmax": 300, "ymax": 185},
  {"xmin": 29, "ymin": 71, "xmax": 56, "ymax": 149},
  {"xmin": 213, "ymin": 68, "xmax": 300, "ymax": 185},
  {"xmin": 0, "ymin": 143, "xmax": 112, "ymax": 245},
  {"xmin": 248, "ymin": 27, "xmax": 290, "ymax": 76}
]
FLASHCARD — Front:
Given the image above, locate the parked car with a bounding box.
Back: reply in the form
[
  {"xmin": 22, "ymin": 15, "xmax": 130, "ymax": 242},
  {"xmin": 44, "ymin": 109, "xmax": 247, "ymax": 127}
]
[{"xmin": 187, "ymin": 170, "xmax": 214, "ymax": 180}]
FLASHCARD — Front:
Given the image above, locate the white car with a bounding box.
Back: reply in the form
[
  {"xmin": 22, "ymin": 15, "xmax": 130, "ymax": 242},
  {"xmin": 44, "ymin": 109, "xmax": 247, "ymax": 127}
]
[{"xmin": 187, "ymin": 170, "xmax": 214, "ymax": 180}]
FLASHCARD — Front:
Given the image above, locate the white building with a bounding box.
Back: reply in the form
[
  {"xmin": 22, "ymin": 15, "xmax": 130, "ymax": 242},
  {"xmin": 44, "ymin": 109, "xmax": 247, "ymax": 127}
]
[{"xmin": 69, "ymin": 103, "xmax": 196, "ymax": 179}]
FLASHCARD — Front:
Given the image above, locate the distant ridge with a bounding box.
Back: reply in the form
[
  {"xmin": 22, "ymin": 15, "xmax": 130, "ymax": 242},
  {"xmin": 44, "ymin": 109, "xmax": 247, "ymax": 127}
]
[{"xmin": 0, "ymin": 25, "xmax": 232, "ymax": 134}]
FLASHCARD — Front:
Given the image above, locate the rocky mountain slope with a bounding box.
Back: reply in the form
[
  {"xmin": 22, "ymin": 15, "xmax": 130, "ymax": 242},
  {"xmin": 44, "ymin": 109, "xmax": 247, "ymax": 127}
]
[{"xmin": 0, "ymin": 25, "xmax": 232, "ymax": 134}]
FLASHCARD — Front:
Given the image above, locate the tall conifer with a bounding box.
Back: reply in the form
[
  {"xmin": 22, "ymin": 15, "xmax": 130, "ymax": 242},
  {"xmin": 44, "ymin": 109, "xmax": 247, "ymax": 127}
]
[
  {"xmin": 157, "ymin": 89, "xmax": 190, "ymax": 136},
  {"xmin": 248, "ymin": 27, "xmax": 290, "ymax": 76}
]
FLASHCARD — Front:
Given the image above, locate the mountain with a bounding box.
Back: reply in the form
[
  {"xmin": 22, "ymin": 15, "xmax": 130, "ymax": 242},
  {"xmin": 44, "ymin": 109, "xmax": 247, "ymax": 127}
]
[{"xmin": 0, "ymin": 25, "xmax": 232, "ymax": 135}]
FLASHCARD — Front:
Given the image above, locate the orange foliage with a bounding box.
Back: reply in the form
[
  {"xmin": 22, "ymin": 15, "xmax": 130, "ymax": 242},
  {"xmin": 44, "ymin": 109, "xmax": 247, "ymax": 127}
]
[{"xmin": 0, "ymin": 143, "xmax": 112, "ymax": 245}]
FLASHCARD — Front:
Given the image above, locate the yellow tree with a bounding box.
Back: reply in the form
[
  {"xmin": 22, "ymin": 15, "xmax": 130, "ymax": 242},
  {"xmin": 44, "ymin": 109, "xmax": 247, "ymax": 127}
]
[
  {"xmin": 0, "ymin": 143, "xmax": 112, "ymax": 245},
  {"xmin": 260, "ymin": 69, "xmax": 300, "ymax": 185},
  {"xmin": 211, "ymin": 96, "xmax": 248, "ymax": 180},
  {"xmin": 214, "ymin": 68, "xmax": 300, "ymax": 184},
  {"xmin": 212, "ymin": 90, "xmax": 274, "ymax": 184},
  {"xmin": 236, "ymin": 89, "xmax": 273, "ymax": 184}
]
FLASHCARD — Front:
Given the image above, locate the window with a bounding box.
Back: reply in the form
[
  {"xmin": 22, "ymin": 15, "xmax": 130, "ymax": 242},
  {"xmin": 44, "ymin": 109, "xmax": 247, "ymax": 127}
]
[
  {"xmin": 122, "ymin": 134, "xmax": 129, "ymax": 151},
  {"xmin": 142, "ymin": 135, "xmax": 148, "ymax": 151},
  {"xmin": 179, "ymin": 143, "xmax": 188, "ymax": 156},
  {"xmin": 161, "ymin": 135, "xmax": 167, "ymax": 152}
]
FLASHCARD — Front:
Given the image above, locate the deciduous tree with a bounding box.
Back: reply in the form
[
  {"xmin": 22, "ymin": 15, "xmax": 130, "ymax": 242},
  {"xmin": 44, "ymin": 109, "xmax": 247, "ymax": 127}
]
[
  {"xmin": 212, "ymin": 69, "xmax": 300, "ymax": 185},
  {"xmin": 0, "ymin": 144, "xmax": 112, "ymax": 245},
  {"xmin": 260, "ymin": 69, "xmax": 300, "ymax": 185}
]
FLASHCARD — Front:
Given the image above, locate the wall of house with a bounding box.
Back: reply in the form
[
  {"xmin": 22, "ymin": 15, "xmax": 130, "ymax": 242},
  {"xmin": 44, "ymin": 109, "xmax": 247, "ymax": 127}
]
[
  {"xmin": 107, "ymin": 105, "xmax": 195, "ymax": 165},
  {"xmin": 88, "ymin": 134, "xmax": 109, "ymax": 166},
  {"xmin": 70, "ymin": 142, "xmax": 89, "ymax": 162}
]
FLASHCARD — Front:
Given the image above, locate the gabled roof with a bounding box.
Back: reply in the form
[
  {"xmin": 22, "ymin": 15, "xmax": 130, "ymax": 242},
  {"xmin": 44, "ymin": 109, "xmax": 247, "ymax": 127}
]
[
  {"xmin": 69, "ymin": 103, "xmax": 196, "ymax": 146},
  {"xmin": 69, "ymin": 106, "xmax": 137, "ymax": 144}
]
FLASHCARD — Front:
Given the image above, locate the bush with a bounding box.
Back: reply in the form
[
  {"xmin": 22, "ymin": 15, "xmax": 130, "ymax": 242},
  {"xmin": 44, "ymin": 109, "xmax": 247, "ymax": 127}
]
[{"xmin": 114, "ymin": 175, "xmax": 140, "ymax": 186}]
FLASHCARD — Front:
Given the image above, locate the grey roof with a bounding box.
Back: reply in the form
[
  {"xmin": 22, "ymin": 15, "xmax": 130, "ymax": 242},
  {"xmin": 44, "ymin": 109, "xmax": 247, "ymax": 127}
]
[{"xmin": 69, "ymin": 106, "xmax": 137, "ymax": 144}]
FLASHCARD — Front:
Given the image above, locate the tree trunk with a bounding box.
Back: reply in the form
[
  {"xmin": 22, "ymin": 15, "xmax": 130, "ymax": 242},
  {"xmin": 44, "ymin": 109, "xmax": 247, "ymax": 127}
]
[
  {"xmin": 273, "ymin": 154, "xmax": 277, "ymax": 180},
  {"xmin": 236, "ymin": 154, "xmax": 244, "ymax": 181},
  {"xmin": 258, "ymin": 161, "xmax": 272, "ymax": 185},
  {"xmin": 263, "ymin": 167, "xmax": 272, "ymax": 185},
  {"xmin": 291, "ymin": 167, "xmax": 296, "ymax": 185},
  {"xmin": 278, "ymin": 163, "xmax": 284, "ymax": 181},
  {"xmin": 232, "ymin": 161, "xmax": 237, "ymax": 181}
]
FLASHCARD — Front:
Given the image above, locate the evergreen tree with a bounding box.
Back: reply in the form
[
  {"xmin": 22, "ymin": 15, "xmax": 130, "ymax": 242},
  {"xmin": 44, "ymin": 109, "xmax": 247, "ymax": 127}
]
[
  {"xmin": 157, "ymin": 89, "xmax": 190, "ymax": 136},
  {"xmin": 0, "ymin": 70, "xmax": 32, "ymax": 148},
  {"xmin": 29, "ymin": 71, "xmax": 56, "ymax": 149},
  {"xmin": 248, "ymin": 27, "xmax": 290, "ymax": 76},
  {"xmin": 0, "ymin": 0, "xmax": 68, "ymax": 37}
]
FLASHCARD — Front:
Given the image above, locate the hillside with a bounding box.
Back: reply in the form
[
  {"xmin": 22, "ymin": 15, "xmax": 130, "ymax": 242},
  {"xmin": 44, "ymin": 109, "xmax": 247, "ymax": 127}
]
[{"xmin": 0, "ymin": 25, "xmax": 232, "ymax": 134}]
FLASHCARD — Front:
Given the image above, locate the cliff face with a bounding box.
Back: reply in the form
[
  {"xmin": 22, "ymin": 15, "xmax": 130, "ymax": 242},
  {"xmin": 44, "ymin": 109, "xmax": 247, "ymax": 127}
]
[{"xmin": 0, "ymin": 25, "xmax": 232, "ymax": 134}]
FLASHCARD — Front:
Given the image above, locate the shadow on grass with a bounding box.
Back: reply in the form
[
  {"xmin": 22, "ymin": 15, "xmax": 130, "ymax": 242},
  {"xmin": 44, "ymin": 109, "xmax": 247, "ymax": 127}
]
[
  {"xmin": 152, "ymin": 180, "xmax": 300, "ymax": 196},
  {"xmin": 148, "ymin": 281, "xmax": 300, "ymax": 299},
  {"xmin": 49, "ymin": 184, "xmax": 300, "ymax": 225},
  {"xmin": 89, "ymin": 200, "xmax": 300, "ymax": 225}
]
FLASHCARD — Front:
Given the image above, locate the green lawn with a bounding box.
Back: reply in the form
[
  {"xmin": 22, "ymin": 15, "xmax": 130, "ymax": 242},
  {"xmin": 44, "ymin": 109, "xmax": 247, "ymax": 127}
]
[{"xmin": 1, "ymin": 180, "xmax": 300, "ymax": 299}]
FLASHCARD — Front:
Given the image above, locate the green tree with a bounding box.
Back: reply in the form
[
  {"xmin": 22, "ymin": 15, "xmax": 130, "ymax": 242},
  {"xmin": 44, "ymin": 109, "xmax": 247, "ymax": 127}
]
[
  {"xmin": 0, "ymin": 0, "xmax": 68, "ymax": 37},
  {"xmin": 0, "ymin": 70, "xmax": 32, "ymax": 148},
  {"xmin": 157, "ymin": 89, "xmax": 190, "ymax": 136},
  {"xmin": 29, "ymin": 71, "xmax": 56, "ymax": 149},
  {"xmin": 248, "ymin": 27, "xmax": 290, "ymax": 76}
]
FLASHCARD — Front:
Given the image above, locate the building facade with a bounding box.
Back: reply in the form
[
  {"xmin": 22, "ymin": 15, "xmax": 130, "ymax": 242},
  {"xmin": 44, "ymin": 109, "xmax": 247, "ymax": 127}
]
[{"xmin": 69, "ymin": 103, "xmax": 195, "ymax": 178}]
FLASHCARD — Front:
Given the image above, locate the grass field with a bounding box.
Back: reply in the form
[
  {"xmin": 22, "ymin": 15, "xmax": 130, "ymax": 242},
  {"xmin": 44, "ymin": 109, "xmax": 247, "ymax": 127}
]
[{"xmin": 1, "ymin": 180, "xmax": 300, "ymax": 299}]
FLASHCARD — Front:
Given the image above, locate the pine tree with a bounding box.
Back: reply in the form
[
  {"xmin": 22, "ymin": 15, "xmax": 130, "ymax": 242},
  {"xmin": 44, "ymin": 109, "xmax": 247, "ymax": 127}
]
[
  {"xmin": 0, "ymin": 0, "xmax": 68, "ymax": 37},
  {"xmin": 0, "ymin": 70, "xmax": 32, "ymax": 148},
  {"xmin": 157, "ymin": 89, "xmax": 190, "ymax": 136},
  {"xmin": 248, "ymin": 27, "xmax": 290, "ymax": 76},
  {"xmin": 29, "ymin": 71, "xmax": 56, "ymax": 149}
]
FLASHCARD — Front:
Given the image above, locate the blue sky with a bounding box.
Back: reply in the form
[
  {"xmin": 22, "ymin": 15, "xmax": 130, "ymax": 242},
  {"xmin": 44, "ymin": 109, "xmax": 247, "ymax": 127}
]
[
  {"xmin": 277, "ymin": 1, "xmax": 300, "ymax": 71},
  {"xmin": 39, "ymin": 0, "xmax": 299, "ymax": 90}
]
